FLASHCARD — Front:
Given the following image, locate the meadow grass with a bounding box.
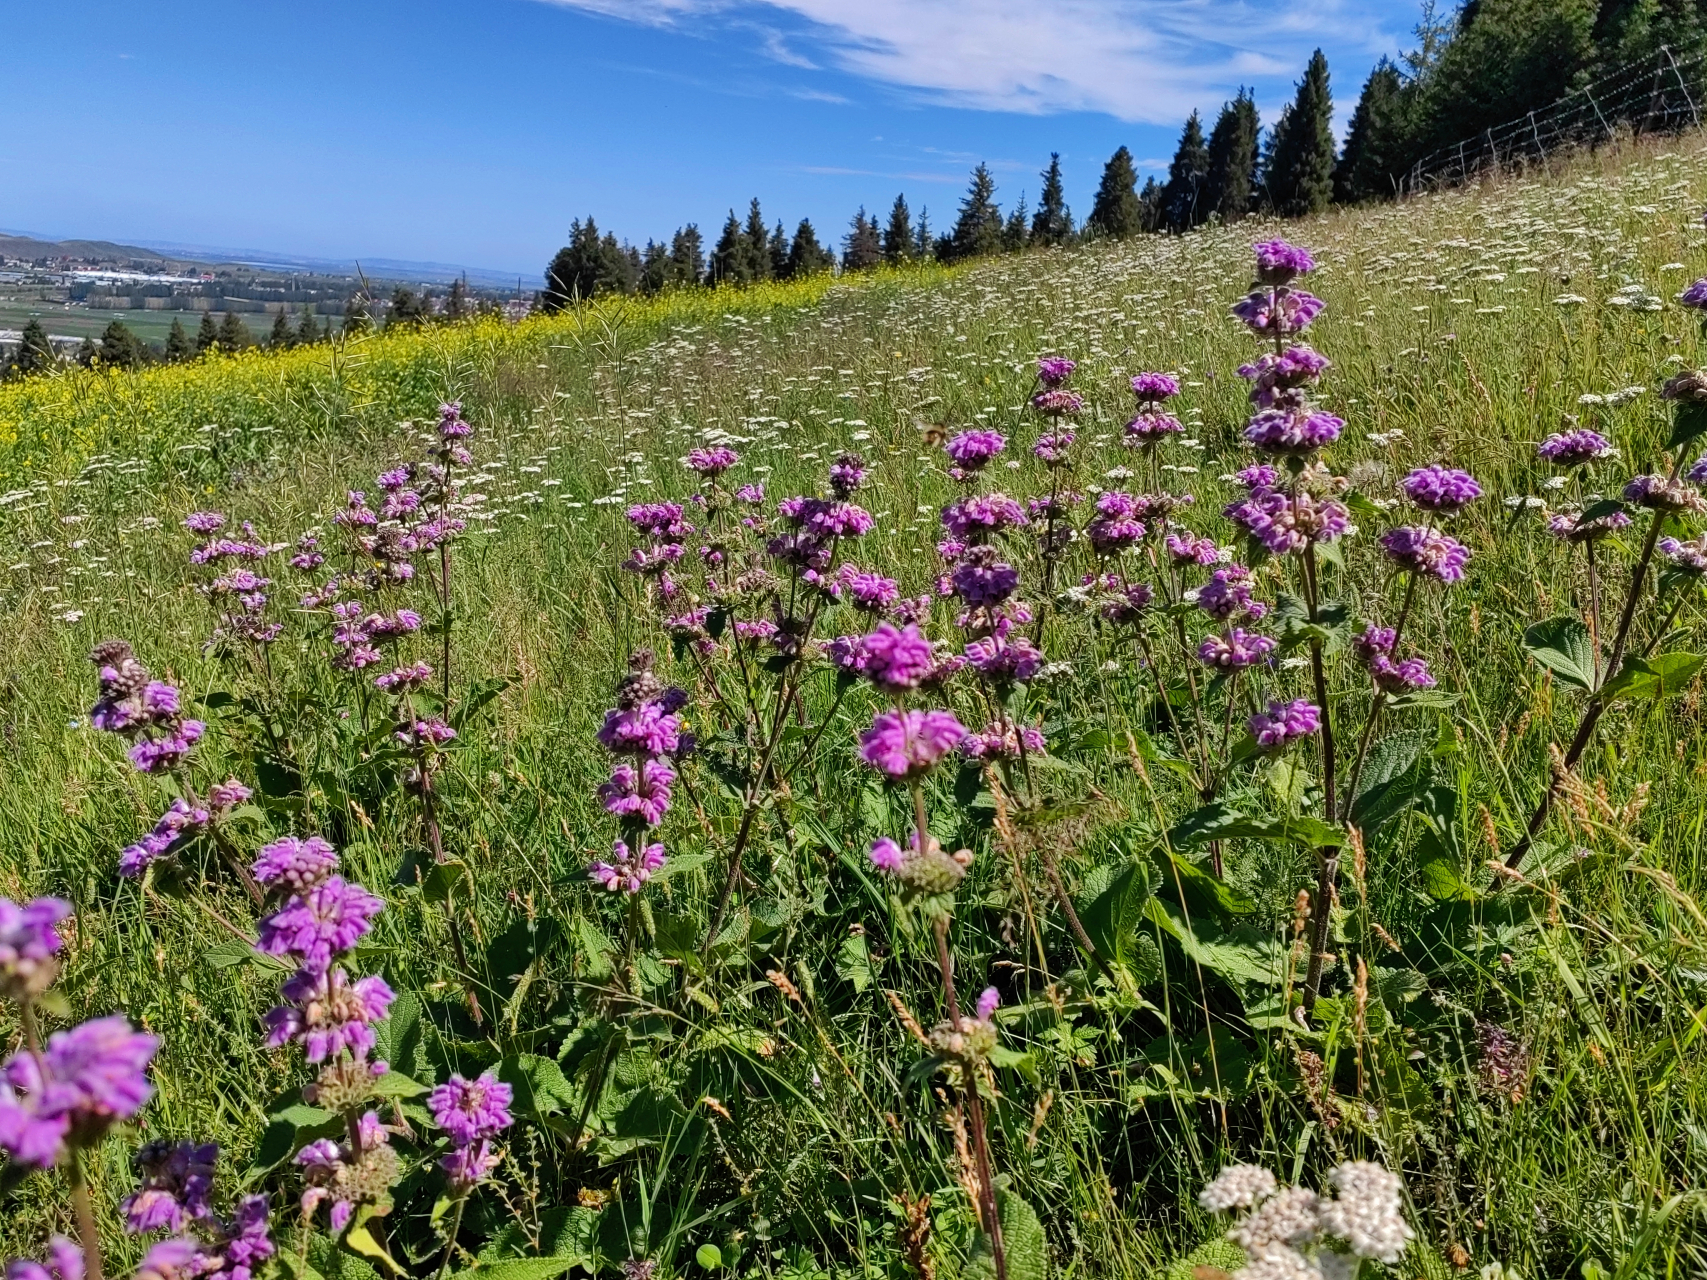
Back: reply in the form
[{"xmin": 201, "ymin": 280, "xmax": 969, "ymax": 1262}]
[{"xmin": 2, "ymin": 137, "xmax": 1706, "ymax": 1280}]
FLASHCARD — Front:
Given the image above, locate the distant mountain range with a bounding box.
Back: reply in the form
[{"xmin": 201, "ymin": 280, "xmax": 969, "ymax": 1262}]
[{"xmin": 0, "ymin": 230, "xmax": 537, "ymax": 289}]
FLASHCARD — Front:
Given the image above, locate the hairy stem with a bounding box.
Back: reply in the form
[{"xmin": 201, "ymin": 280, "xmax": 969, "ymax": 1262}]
[{"xmin": 68, "ymin": 1149, "xmax": 104, "ymax": 1280}]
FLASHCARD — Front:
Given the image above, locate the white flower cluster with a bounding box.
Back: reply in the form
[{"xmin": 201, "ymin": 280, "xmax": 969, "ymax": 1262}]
[{"xmin": 1200, "ymin": 1160, "xmax": 1414, "ymax": 1279}]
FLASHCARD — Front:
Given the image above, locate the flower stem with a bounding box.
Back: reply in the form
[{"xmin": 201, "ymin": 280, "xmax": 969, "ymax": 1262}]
[
  {"xmin": 434, "ymin": 1195, "xmax": 469, "ymax": 1280},
  {"xmin": 68, "ymin": 1148, "xmax": 105, "ymax": 1280},
  {"xmin": 1300, "ymin": 545, "xmax": 1339, "ymax": 1019}
]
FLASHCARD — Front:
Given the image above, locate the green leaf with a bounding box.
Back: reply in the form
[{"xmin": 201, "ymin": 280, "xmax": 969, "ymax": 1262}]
[
  {"xmin": 304, "ymin": 1235, "xmax": 382, "ymax": 1280},
  {"xmin": 1349, "ymin": 730, "xmax": 1431, "ymax": 836},
  {"xmin": 574, "ymin": 917, "xmax": 616, "ymax": 981},
  {"xmin": 1598, "ymin": 652, "xmax": 1705, "ymax": 702},
  {"xmin": 834, "ymin": 931, "xmax": 873, "ymax": 992},
  {"xmin": 1274, "ymin": 594, "xmax": 1354, "ymax": 654},
  {"xmin": 696, "ymin": 1245, "xmax": 724, "ymax": 1270},
  {"xmin": 368, "ymin": 1071, "xmax": 428, "ymax": 1099},
  {"xmin": 200, "ymin": 939, "xmax": 286, "ymax": 973},
  {"xmin": 1076, "ymin": 856, "xmax": 1159, "ymax": 972},
  {"xmin": 965, "ymin": 1191, "xmax": 1047, "ymax": 1280},
  {"xmin": 1156, "ymin": 850, "xmax": 1256, "ymax": 918},
  {"xmin": 1415, "ymin": 828, "xmax": 1474, "ymax": 901},
  {"xmin": 449, "ymin": 1261, "xmax": 580, "ymax": 1280},
  {"xmin": 1166, "ymin": 802, "xmax": 1245, "ymax": 847},
  {"xmin": 1144, "ymin": 899, "xmax": 1285, "ymax": 987},
  {"xmin": 649, "ymin": 851, "xmax": 712, "ymax": 883},
  {"xmin": 1523, "ymin": 616, "xmax": 1597, "ymax": 692},
  {"xmin": 343, "ymin": 1206, "xmax": 404, "ymax": 1276},
  {"xmin": 495, "ymin": 1054, "xmax": 580, "ymax": 1118},
  {"xmin": 421, "ymin": 859, "xmax": 471, "ymax": 905},
  {"xmin": 1668, "ymin": 398, "xmax": 1707, "ymax": 449},
  {"xmin": 1385, "ymin": 688, "xmax": 1460, "ymax": 712}
]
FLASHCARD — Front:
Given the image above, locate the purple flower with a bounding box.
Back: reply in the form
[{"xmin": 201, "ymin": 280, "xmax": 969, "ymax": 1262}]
[
  {"xmin": 975, "ymin": 987, "xmax": 1000, "ymax": 1021},
  {"xmin": 869, "ymin": 838, "xmax": 905, "ymax": 873},
  {"xmin": 942, "ymin": 493, "xmax": 1029, "ymax": 540},
  {"xmin": 430, "ymin": 1072, "xmax": 513, "ymax": 1147},
  {"xmin": 828, "ymin": 452, "xmax": 868, "ymax": 496},
  {"xmin": 1253, "ymin": 239, "xmax": 1315, "ymax": 284},
  {"xmin": 1380, "ymin": 526, "xmax": 1470, "ymax": 583},
  {"xmin": 859, "ymin": 710, "xmax": 966, "ymax": 779},
  {"xmin": 686, "ymin": 446, "xmax": 739, "ymax": 476},
  {"xmin": 1678, "ymin": 278, "xmax": 1707, "ymax": 310},
  {"xmin": 959, "ymin": 722, "xmax": 1046, "ymax": 760},
  {"xmin": 861, "ymin": 623, "xmax": 936, "ymax": 694},
  {"xmin": 837, "ymin": 564, "xmax": 900, "ymax": 612},
  {"xmin": 1235, "ymin": 464, "xmax": 1278, "ymax": 490},
  {"xmin": 1537, "ymin": 429, "xmax": 1613, "ymax": 467},
  {"xmin": 1401, "ymin": 465, "xmax": 1482, "ymax": 512},
  {"xmin": 124, "ymin": 1140, "xmax": 217, "ymax": 1234},
  {"xmin": 1124, "ymin": 411, "xmax": 1185, "ymax": 444},
  {"xmin": 0, "ymin": 1015, "xmax": 158, "ymax": 1167},
  {"xmin": 1660, "ymin": 533, "xmax": 1707, "ymax": 573},
  {"xmin": 1370, "ymin": 655, "xmax": 1437, "ymax": 693},
  {"xmin": 395, "ymin": 718, "xmax": 456, "ymax": 749},
  {"xmin": 265, "ymin": 969, "xmax": 394, "ymax": 1063},
  {"xmin": 964, "ymin": 631, "xmax": 1043, "ymax": 684},
  {"xmin": 183, "ymin": 511, "xmax": 225, "ymax": 534},
  {"xmin": 1195, "ymin": 566, "xmax": 1263, "ymax": 622},
  {"xmin": 438, "ymin": 401, "xmax": 472, "ymax": 438},
  {"xmin": 441, "ymin": 1140, "xmax": 501, "ymax": 1192},
  {"xmin": 599, "ymin": 758, "xmax": 676, "ymax": 827},
  {"xmin": 1030, "ymin": 388, "xmax": 1084, "ymax": 416},
  {"xmin": 0, "ymin": 897, "xmax": 70, "ymax": 1002},
  {"xmin": 1197, "ymin": 628, "xmax": 1276, "ymax": 670},
  {"xmin": 626, "ymin": 502, "xmax": 693, "ymax": 542},
  {"xmin": 1352, "ymin": 626, "xmax": 1396, "ymax": 662},
  {"xmin": 1165, "ymin": 532, "xmax": 1220, "ymax": 566},
  {"xmin": 1247, "ymin": 699, "xmax": 1321, "ymax": 750},
  {"xmin": 1232, "ymin": 288, "xmax": 1324, "ymax": 335},
  {"xmin": 202, "ymin": 1193, "xmax": 274, "ymax": 1280},
  {"xmin": 1032, "ymin": 431, "xmax": 1075, "ymax": 466},
  {"xmin": 806, "ymin": 499, "xmax": 875, "ymax": 538},
  {"xmin": 208, "ymin": 778, "xmax": 253, "ymax": 811},
  {"xmin": 736, "ymin": 483, "xmax": 765, "ymax": 505},
  {"xmin": 598, "ymin": 703, "xmax": 682, "ymax": 756},
  {"xmin": 1037, "ymin": 356, "xmax": 1076, "ymax": 387},
  {"xmin": 251, "ymin": 836, "xmax": 338, "ymax": 893},
  {"xmin": 4, "ymin": 1236, "xmax": 83, "ymax": 1280},
  {"xmin": 127, "ymin": 723, "xmax": 204, "ymax": 775},
  {"xmin": 949, "ymin": 551, "xmax": 1019, "ymax": 607},
  {"xmin": 256, "ymin": 877, "xmax": 382, "ymax": 971},
  {"xmin": 1237, "ymin": 347, "xmax": 1329, "ymax": 408},
  {"xmin": 943, "ymin": 430, "xmax": 1006, "ymax": 473},
  {"xmin": 1547, "ymin": 508, "xmax": 1632, "ymax": 542},
  {"xmin": 1687, "ymin": 454, "xmax": 1707, "ymax": 484},
  {"xmin": 1625, "ymin": 473, "xmax": 1707, "ymax": 513},
  {"xmin": 374, "ymin": 660, "xmax": 434, "ymax": 693},
  {"xmin": 1129, "ymin": 372, "xmax": 1179, "ymax": 403},
  {"xmin": 1225, "ymin": 488, "xmax": 1349, "ymax": 555},
  {"xmin": 589, "ymin": 841, "xmax": 666, "ymax": 894},
  {"xmin": 135, "ymin": 1238, "xmax": 200, "ymax": 1280},
  {"xmin": 1095, "ymin": 579, "xmax": 1153, "ymax": 625},
  {"xmin": 1243, "ymin": 409, "xmax": 1342, "ymax": 455},
  {"xmin": 119, "ymin": 799, "xmax": 210, "ymax": 878}
]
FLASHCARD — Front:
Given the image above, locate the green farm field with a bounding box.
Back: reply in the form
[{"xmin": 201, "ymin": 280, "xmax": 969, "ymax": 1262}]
[{"xmin": 1, "ymin": 135, "xmax": 1705, "ymax": 1280}]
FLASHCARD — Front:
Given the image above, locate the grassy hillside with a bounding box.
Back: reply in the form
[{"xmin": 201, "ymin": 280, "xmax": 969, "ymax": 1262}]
[{"xmin": 2, "ymin": 137, "xmax": 1706, "ymax": 1280}]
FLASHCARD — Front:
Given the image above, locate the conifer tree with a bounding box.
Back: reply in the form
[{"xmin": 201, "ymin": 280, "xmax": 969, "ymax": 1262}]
[
  {"xmin": 388, "ymin": 286, "xmax": 426, "ymax": 328},
  {"xmin": 216, "ymin": 311, "xmax": 250, "ymax": 351},
  {"xmin": 1003, "ymin": 193, "xmax": 1030, "ymax": 251},
  {"xmin": 98, "ymin": 319, "xmax": 144, "ymax": 369},
  {"xmin": 744, "ymin": 199, "xmax": 772, "ymax": 281},
  {"xmin": 1334, "ymin": 60, "xmax": 1407, "ymax": 203},
  {"xmin": 543, "ymin": 218, "xmax": 636, "ymax": 307},
  {"xmin": 1137, "ymin": 177, "xmax": 1163, "ymax": 232},
  {"xmin": 164, "ymin": 317, "xmax": 194, "ymax": 363},
  {"xmin": 883, "ymin": 194, "xmax": 913, "ymax": 263},
  {"xmin": 1203, "ymin": 91, "xmax": 1260, "ymax": 222},
  {"xmin": 444, "ymin": 277, "xmax": 470, "ymax": 321},
  {"xmin": 640, "ymin": 241, "xmax": 670, "ymax": 294},
  {"xmin": 8, "ymin": 319, "xmax": 55, "ymax": 378},
  {"xmin": 1030, "ymin": 153, "xmax": 1073, "ymax": 245},
  {"xmin": 770, "ymin": 220, "xmax": 791, "ymax": 281},
  {"xmin": 913, "ymin": 207, "xmax": 932, "ymax": 259},
  {"xmin": 296, "ymin": 306, "xmax": 320, "ymax": 345},
  {"xmin": 341, "ymin": 296, "xmax": 370, "ymax": 336},
  {"xmin": 1159, "ymin": 111, "xmax": 1211, "ymax": 232},
  {"xmin": 787, "ymin": 219, "xmax": 835, "ymax": 278},
  {"xmin": 670, "ymin": 225, "xmax": 707, "ymax": 285},
  {"xmin": 843, "ymin": 208, "xmax": 883, "ymax": 271},
  {"xmin": 1086, "ymin": 146, "xmax": 1143, "ymax": 239},
  {"xmin": 947, "ymin": 163, "xmax": 1003, "ymax": 261},
  {"xmin": 1264, "ymin": 49, "xmax": 1337, "ymax": 217},
  {"xmin": 710, "ymin": 211, "xmax": 749, "ymax": 286},
  {"xmin": 270, "ymin": 311, "xmax": 294, "ymax": 347},
  {"xmin": 195, "ymin": 311, "xmax": 220, "ymax": 352},
  {"xmin": 76, "ymin": 337, "xmax": 97, "ymax": 367}
]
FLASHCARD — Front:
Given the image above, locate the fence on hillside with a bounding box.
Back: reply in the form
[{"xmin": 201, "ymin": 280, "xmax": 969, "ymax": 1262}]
[{"xmin": 1401, "ymin": 44, "xmax": 1707, "ymax": 195}]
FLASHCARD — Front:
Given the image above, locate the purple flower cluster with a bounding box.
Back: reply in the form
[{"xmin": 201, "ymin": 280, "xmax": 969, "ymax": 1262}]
[
  {"xmin": 1352, "ymin": 626, "xmax": 1436, "ymax": 694},
  {"xmin": 1242, "ymin": 409, "xmax": 1343, "ymax": 455},
  {"xmin": 1129, "ymin": 372, "xmax": 1180, "ymax": 404},
  {"xmin": 1036, "ymin": 356, "xmax": 1076, "ymax": 387},
  {"xmin": 1546, "ymin": 507, "xmax": 1631, "ymax": 543},
  {"xmin": 1660, "ymin": 533, "xmax": 1707, "ymax": 573},
  {"xmin": 828, "ymin": 451, "xmax": 868, "ymax": 497},
  {"xmin": 1247, "ymin": 699, "xmax": 1322, "ymax": 750},
  {"xmin": 599, "ymin": 758, "xmax": 677, "ymax": 827},
  {"xmin": 0, "ymin": 896, "xmax": 70, "ymax": 1003},
  {"xmin": 1400, "ymin": 465, "xmax": 1482, "ymax": 513},
  {"xmin": 1231, "ymin": 288, "xmax": 1325, "ymax": 336},
  {"xmin": 1237, "ymin": 347, "xmax": 1329, "ymax": 410},
  {"xmin": 859, "ymin": 709, "xmax": 966, "ymax": 779},
  {"xmin": 943, "ymin": 430, "xmax": 1007, "ymax": 477},
  {"xmin": 1032, "ymin": 431, "xmax": 1075, "ymax": 467},
  {"xmin": 1225, "ymin": 486, "xmax": 1350, "ymax": 556},
  {"xmin": 949, "ymin": 547, "xmax": 1020, "ymax": 608},
  {"xmin": 860, "ymin": 623, "xmax": 937, "ymax": 694},
  {"xmin": 124, "ymin": 1140, "xmax": 216, "ymax": 1233},
  {"xmin": 1085, "ymin": 492, "xmax": 1147, "ymax": 557},
  {"xmin": 0, "ymin": 1015, "xmax": 159, "ymax": 1168},
  {"xmin": 119, "ymin": 798, "xmax": 209, "ymax": 878},
  {"xmin": 942, "ymin": 493, "xmax": 1029, "ymax": 541},
  {"xmin": 430, "ymin": 1071, "xmax": 513, "ymax": 1193},
  {"xmin": 1124, "ymin": 409, "xmax": 1185, "ymax": 446},
  {"xmin": 590, "ymin": 840, "xmax": 667, "ymax": 894},
  {"xmin": 1380, "ymin": 526, "xmax": 1470, "ymax": 583},
  {"xmin": 1197, "ymin": 628, "xmax": 1276, "ymax": 671},
  {"xmin": 686, "ymin": 446, "xmax": 739, "ymax": 477},
  {"xmin": 960, "ymin": 721, "xmax": 1046, "ymax": 761},
  {"xmin": 591, "ymin": 656, "xmax": 682, "ymax": 892},
  {"xmin": 1165, "ymin": 532, "xmax": 1221, "ymax": 566},
  {"xmin": 297, "ymin": 1109, "xmax": 399, "ymax": 1233},
  {"xmin": 1537, "ymin": 428, "xmax": 1613, "ymax": 467},
  {"xmin": 1624, "ymin": 474, "xmax": 1707, "ymax": 514},
  {"xmin": 1253, "ymin": 238, "xmax": 1316, "ymax": 285},
  {"xmin": 87, "ymin": 642, "xmax": 206, "ymax": 775},
  {"xmin": 964, "ymin": 624, "xmax": 1044, "ymax": 684},
  {"xmin": 5, "ymin": 1238, "xmax": 87, "ymax": 1280},
  {"xmin": 1195, "ymin": 565, "xmax": 1266, "ymax": 623},
  {"xmin": 1678, "ymin": 278, "xmax": 1707, "ymax": 310}
]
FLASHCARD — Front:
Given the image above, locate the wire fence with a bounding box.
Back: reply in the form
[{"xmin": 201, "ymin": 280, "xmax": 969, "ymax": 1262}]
[{"xmin": 1402, "ymin": 44, "xmax": 1706, "ymax": 194}]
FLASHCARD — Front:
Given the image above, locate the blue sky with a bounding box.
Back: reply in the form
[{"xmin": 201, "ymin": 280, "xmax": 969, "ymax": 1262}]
[{"xmin": 5, "ymin": 0, "xmax": 1413, "ymax": 278}]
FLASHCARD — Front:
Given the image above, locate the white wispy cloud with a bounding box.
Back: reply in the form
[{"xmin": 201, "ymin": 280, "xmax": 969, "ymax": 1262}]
[{"xmin": 532, "ymin": 0, "xmax": 1400, "ymax": 123}]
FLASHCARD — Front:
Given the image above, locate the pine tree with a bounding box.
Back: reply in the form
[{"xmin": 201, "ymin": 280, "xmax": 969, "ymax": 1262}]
[
  {"xmin": 1203, "ymin": 91, "xmax": 1260, "ymax": 222},
  {"xmin": 770, "ymin": 220, "xmax": 791, "ymax": 281},
  {"xmin": 270, "ymin": 311, "xmax": 294, "ymax": 347},
  {"xmin": 913, "ymin": 207, "xmax": 932, "ymax": 259},
  {"xmin": 297, "ymin": 306, "xmax": 320, "ymax": 345},
  {"xmin": 1030, "ymin": 153, "xmax": 1073, "ymax": 245},
  {"xmin": 883, "ymin": 194, "xmax": 913, "ymax": 263},
  {"xmin": 1159, "ymin": 112, "xmax": 1211, "ymax": 232},
  {"xmin": 744, "ymin": 199, "xmax": 772, "ymax": 282},
  {"xmin": 543, "ymin": 218, "xmax": 636, "ymax": 307},
  {"xmin": 1137, "ymin": 178, "xmax": 1163, "ymax": 232},
  {"xmin": 342, "ymin": 296, "xmax": 371, "ymax": 336},
  {"xmin": 75, "ymin": 337, "xmax": 97, "ymax": 367},
  {"xmin": 710, "ymin": 211, "xmax": 749, "ymax": 286},
  {"xmin": 670, "ymin": 225, "xmax": 707, "ymax": 286},
  {"xmin": 1264, "ymin": 50, "xmax": 1338, "ymax": 217},
  {"xmin": 444, "ymin": 277, "xmax": 470, "ymax": 322},
  {"xmin": 216, "ymin": 311, "xmax": 250, "ymax": 352},
  {"xmin": 843, "ymin": 208, "xmax": 883, "ymax": 271},
  {"xmin": 388, "ymin": 287, "xmax": 427, "ymax": 328},
  {"xmin": 640, "ymin": 240, "xmax": 671, "ymax": 294},
  {"xmin": 9, "ymin": 319, "xmax": 55, "ymax": 378},
  {"xmin": 946, "ymin": 163, "xmax": 1003, "ymax": 262},
  {"xmin": 1003, "ymin": 193, "xmax": 1030, "ymax": 252},
  {"xmin": 1334, "ymin": 60, "xmax": 1408, "ymax": 203},
  {"xmin": 1086, "ymin": 146, "xmax": 1143, "ymax": 239},
  {"xmin": 787, "ymin": 219, "xmax": 835, "ymax": 278},
  {"xmin": 164, "ymin": 318, "xmax": 194, "ymax": 363},
  {"xmin": 98, "ymin": 319, "xmax": 144, "ymax": 370},
  {"xmin": 195, "ymin": 311, "xmax": 220, "ymax": 353}
]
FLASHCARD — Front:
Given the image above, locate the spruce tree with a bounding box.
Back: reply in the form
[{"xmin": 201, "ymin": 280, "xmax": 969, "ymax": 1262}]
[
  {"xmin": 1003, "ymin": 194, "xmax": 1030, "ymax": 252},
  {"xmin": 1137, "ymin": 178, "xmax": 1163, "ymax": 232},
  {"xmin": 770, "ymin": 220, "xmax": 791, "ymax": 281},
  {"xmin": 710, "ymin": 211, "xmax": 749, "ymax": 286},
  {"xmin": 164, "ymin": 318, "xmax": 194, "ymax": 363},
  {"xmin": 1086, "ymin": 146, "xmax": 1143, "ymax": 239},
  {"xmin": 270, "ymin": 311, "xmax": 294, "ymax": 347},
  {"xmin": 843, "ymin": 208, "xmax": 883, "ymax": 271},
  {"xmin": 543, "ymin": 218, "xmax": 636, "ymax": 306},
  {"xmin": 1334, "ymin": 60, "xmax": 1408, "ymax": 203},
  {"xmin": 670, "ymin": 225, "xmax": 706, "ymax": 285},
  {"xmin": 10, "ymin": 319, "xmax": 55, "ymax": 377},
  {"xmin": 216, "ymin": 311, "xmax": 250, "ymax": 352},
  {"xmin": 1264, "ymin": 50, "xmax": 1337, "ymax": 217},
  {"xmin": 787, "ymin": 220, "xmax": 835, "ymax": 278},
  {"xmin": 297, "ymin": 306, "xmax": 320, "ymax": 345},
  {"xmin": 640, "ymin": 241, "xmax": 671, "ymax": 294},
  {"xmin": 195, "ymin": 311, "xmax": 220, "ymax": 352},
  {"xmin": 388, "ymin": 287, "xmax": 426, "ymax": 328},
  {"xmin": 744, "ymin": 199, "xmax": 772, "ymax": 281},
  {"xmin": 913, "ymin": 207, "xmax": 932, "ymax": 259},
  {"xmin": 1030, "ymin": 153, "xmax": 1073, "ymax": 245},
  {"xmin": 1203, "ymin": 91, "xmax": 1260, "ymax": 222},
  {"xmin": 76, "ymin": 337, "xmax": 97, "ymax": 367},
  {"xmin": 947, "ymin": 163, "xmax": 1003, "ymax": 261},
  {"xmin": 883, "ymin": 195, "xmax": 913, "ymax": 263},
  {"xmin": 1159, "ymin": 111, "xmax": 1211, "ymax": 232},
  {"xmin": 444, "ymin": 277, "xmax": 470, "ymax": 321},
  {"xmin": 98, "ymin": 319, "xmax": 144, "ymax": 369}
]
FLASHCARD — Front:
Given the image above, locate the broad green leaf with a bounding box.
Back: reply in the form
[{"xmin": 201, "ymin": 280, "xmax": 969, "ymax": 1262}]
[
  {"xmin": 1385, "ymin": 688, "xmax": 1460, "ymax": 712},
  {"xmin": 1156, "ymin": 850, "xmax": 1256, "ymax": 918},
  {"xmin": 421, "ymin": 859, "xmax": 470, "ymax": 905},
  {"xmin": 304, "ymin": 1236, "xmax": 382, "ymax": 1280},
  {"xmin": 1522, "ymin": 616, "xmax": 1596, "ymax": 691},
  {"xmin": 834, "ymin": 931, "xmax": 873, "ymax": 992},
  {"xmin": 1165, "ymin": 802, "xmax": 1245, "ymax": 847},
  {"xmin": 649, "ymin": 851, "xmax": 712, "ymax": 882},
  {"xmin": 574, "ymin": 916, "xmax": 616, "ymax": 981},
  {"xmin": 1075, "ymin": 856, "xmax": 1159, "ymax": 971},
  {"xmin": 1143, "ymin": 899, "xmax": 1284, "ymax": 986},
  {"xmin": 449, "ymin": 1261, "xmax": 579, "ymax": 1280},
  {"xmin": 368, "ymin": 1071, "xmax": 428, "ymax": 1099},
  {"xmin": 1206, "ymin": 815, "xmax": 1345, "ymax": 849},
  {"xmin": 1415, "ymin": 828, "xmax": 1474, "ymax": 901},
  {"xmin": 201, "ymin": 939, "xmax": 285, "ymax": 973},
  {"xmin": 1598, "ymin": 652, "xmax": 1705, "ymax": 702},
  {"xmin": 1274, "ymin": 594, "xmax": 1354, "ymax": 654},
  {"xmin": 343, "ymin": 1206, "xmax": 404, "ymax": 1276},
  {"xmin": 696, "ymin": 1245, "xmax": 724, "ymax": 1270},
  {"xmin": 965, "ymin": 1190, "xmax": 1048, "ymax": 1280},
  {"xmin": 1668, "ymin": 398, "xmax": 1707, "ymax": 449},
  {"xmin": 495, "ymin": 1054, "xmax": 580, "ymax": 1118},
  {"xmin": 1349, "ymin": 730, "xmax": 1431, "ymax": 835}
]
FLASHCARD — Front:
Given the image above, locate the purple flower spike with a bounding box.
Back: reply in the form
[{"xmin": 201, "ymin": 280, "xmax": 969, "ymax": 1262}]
[
  {"xmin": 1401, "ymin": 465, "xmax": 1482, "ymax": 512},
  {"xmin": 1030, "ymin": 388, "xmax": 1084, "ymax": 416},
  {"xmin": 256, "ymin": 877, "xmax": 382, "ymax": 971},
  {"xmin": 1032, "ymin": 431, "xmax": 1075, "ymax": 466},
  {"xmin": 1124, "ymin": 411, "xmax": 1185, "ymax": 444},
  {"xmin": 1037, "ymin": 356, "xmax": 1076, "ymax": 387},
  {"xmin": 598, "ymin": 758, "xmax": 676, "ymax": 827},
  {"xmin": 1243, "ymin": 409, "xmax": 1342, "ymax": 455},
  {"xmin": 944, "ymin": 430, "xmax": 1007, "ymax": 473},
  {"xmin": 1197, "ymin": 628, "xmax": 1276, "ymax": 670},
  {"xmin": 1537, "ymin": 429, "xmax": 1613, "ymax": 467},
  {"xmin": 686, "ymin": 446, "xmax": 739, "ymax": 476},
  {"xmin": 265, "ymin": 968, "xmax": 394, "ymax": 1063},
  {"xmin": 1253, "ymin": 239, "xmax": 1315, "ymax": 284},
  {"xmin": 1380, "ymin": 526, "xmax": 1471, "ymax": 583},
  {"xmin": 430, "ymin": 1072, "xmax": 514, "ymax": 1147},
  {"xmin": 859, "ymin": 710, "xmax": 966, "ymax": 779},
  {"xmin": 4, "ymin": 1236, "xmax": 84, "ymax": 1280},
  {"xmin": 1232, "ymin": 288, "xmax": 1325, "ymax": 335},
  {"xmin": 123, "ymin": 1139, "xmax": 217, "ymax": 1234},
  {"xmin": 1129, "ymin": 372, "xmax": 1180, "ymax": 403},
  {"xmin": 0, "ymin": 897, "xmax": 70, "ymax": 1002},
  {"xmin": 589, "ymin": 841, "xmax": 666, "ymax": 894},
  {"xmin": 252, "ymin": 836, "xmax": 340, "ymax": 893},
  {"xmin": 861, "ymin": 623, "xmax": 937, "ymax": 694},
  {"xmin": 0, "ymin": 1015, "xmax": 159, "ymax": 1167},
  {"xmin": 1370, "ymin": 655, "xmax": 1437, "ymax": 694},
  {"xmin": 1247, "ymin": 699, "xmax": 1321, "ymax": 750}
]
